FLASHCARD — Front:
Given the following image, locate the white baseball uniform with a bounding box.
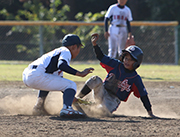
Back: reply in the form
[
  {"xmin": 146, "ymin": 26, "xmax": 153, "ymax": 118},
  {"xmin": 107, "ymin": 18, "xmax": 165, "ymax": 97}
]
[
  {"xmin": 22, "ymin": 46, "xmax": 77, "ymax": 92},
  {"xmin": 105, "ymin": 4, "xmax": 133, "ymax": 58}
]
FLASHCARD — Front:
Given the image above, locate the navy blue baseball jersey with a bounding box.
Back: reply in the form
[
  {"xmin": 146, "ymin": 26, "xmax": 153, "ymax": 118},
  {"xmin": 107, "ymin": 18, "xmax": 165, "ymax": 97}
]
[{"xmin": 100, "ymin": 54, "xmax": 147, "ymax": 102}]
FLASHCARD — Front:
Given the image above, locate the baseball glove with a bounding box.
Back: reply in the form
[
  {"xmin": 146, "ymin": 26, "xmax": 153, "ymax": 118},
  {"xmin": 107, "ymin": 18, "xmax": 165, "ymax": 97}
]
[{"xmin": 104, "ymin": 73, "xmax": 119, "ymax": 95}]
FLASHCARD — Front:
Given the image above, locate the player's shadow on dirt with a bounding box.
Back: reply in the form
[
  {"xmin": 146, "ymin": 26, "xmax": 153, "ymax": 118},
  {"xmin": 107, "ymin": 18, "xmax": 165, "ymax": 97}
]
[
  {"xmin": 141, "ymin": 76, "xmax": 163, "ymax": 81},
  {"xmin": 113, "ymin": 114, "xmax": 175, "ymax": 120},
  {"xmin": 49, "ymin": 115, "xmax": 140, "ymax": 123},
  {"xmin": 141, "ymin": 116, "xmax": 174, "ymax": 120}
]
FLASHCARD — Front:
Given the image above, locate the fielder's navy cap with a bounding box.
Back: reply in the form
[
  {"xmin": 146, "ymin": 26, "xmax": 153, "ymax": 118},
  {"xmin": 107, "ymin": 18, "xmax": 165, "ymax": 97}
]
[{"xmin": 62, "ymin": 34, "xmax": 84, "ymax": 47}]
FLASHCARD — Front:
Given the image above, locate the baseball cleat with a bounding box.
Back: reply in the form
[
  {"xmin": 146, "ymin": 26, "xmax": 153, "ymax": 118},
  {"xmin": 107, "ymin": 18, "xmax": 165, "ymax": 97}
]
[
  {"xmin": 72, "ymin": 102, "xmax": 86, "ymax": 114},
  {"xmin": 60, "ymin": 106, "xmax": 86, "ymax": 118}
]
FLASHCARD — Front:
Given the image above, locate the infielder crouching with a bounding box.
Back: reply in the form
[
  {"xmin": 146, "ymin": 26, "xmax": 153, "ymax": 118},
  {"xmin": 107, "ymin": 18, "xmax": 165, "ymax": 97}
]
[{"xmin": 22, "ymin": 34, "xmax": 94, "ymax": 118}]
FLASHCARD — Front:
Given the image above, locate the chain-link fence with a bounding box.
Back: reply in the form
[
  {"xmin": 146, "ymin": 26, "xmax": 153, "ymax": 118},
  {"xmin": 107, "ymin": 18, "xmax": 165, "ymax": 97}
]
[{"xmin": 0, "ymin": 21, "xmax": 179, "ymax": 64}]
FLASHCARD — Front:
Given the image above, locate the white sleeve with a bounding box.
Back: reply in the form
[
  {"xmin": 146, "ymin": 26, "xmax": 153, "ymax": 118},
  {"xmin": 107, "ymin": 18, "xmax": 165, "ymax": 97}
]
[
  {"xmin": 58, "ymin": 50, "xmax": 71, "ymax": 67},
  {"xmin": 127, "ymin": 7, "xmax": 133, "ymax": 21},
  {"xmin": 105, "ymin": 5, "xmax": 114, "ymax": 18},
  {"xmin": 58, "ymin": 59, "xmax": 64, "ymax": 67}
]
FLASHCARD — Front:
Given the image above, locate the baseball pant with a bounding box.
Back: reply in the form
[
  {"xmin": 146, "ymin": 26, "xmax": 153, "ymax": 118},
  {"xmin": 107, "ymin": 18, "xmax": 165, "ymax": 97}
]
[
  {"xmin": 85, "ymin": 76, "xmax": 121, "ymax": 113},
  {"xmin": 108, "ymin": 25, "xmax": 127, "ymax": 58},
  {"xmin": 22, "ymin": 65, "xmax": 77, "ymax": 92}
]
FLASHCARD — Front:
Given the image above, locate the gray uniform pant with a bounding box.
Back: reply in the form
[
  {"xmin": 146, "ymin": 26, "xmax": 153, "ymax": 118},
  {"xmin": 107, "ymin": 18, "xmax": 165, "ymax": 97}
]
[{"xmin": 85, "ymin": 76, "xmax": 121, "ymax": 113}]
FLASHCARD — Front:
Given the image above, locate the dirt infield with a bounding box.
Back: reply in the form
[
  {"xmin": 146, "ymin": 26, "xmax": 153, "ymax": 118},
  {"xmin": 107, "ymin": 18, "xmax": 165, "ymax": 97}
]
[{"xmin": 0, "ymin": 81, "xmax": 180, "ymax": 137}]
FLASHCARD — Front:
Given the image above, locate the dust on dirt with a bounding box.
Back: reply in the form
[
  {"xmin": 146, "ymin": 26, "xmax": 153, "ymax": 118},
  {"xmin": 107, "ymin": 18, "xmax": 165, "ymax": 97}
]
[{"xmin": 0, "ymin": 81, "xmax": 180, "ymax": 137}]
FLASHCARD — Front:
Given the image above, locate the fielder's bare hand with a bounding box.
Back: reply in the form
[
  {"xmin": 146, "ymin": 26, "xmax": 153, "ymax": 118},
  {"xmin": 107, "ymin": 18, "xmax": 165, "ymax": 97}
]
[
  {"xmin": 125, "ymin": 35, "xmax": 135, "ymax": 48},
  {"xmin": 104, "ymin": 32, "xmax": 110, "ymax": 39},
  {"xmin": 91, "ymin": 33, "xmax": 99, "ymax": 46},
  {"xmin": 76, "ymin": 68, "xmax": 94, "ymax": 77}
]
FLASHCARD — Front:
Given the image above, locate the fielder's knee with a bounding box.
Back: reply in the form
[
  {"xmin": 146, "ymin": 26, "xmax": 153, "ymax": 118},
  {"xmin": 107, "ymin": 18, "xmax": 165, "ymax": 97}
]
[{"xmin": 65, "ymin": 81, "xmax": 77, "ymax": 92}]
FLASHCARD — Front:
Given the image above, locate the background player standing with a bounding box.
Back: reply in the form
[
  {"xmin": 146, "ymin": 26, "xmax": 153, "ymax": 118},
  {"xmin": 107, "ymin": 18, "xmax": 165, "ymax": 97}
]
[
  {"xmin": 22, "ymin": 34, "xmax": 94, "ymax": 118},
  {"xmin": 75, "ymin": 33, "xmax": 156, "ymax": 118},
  {"xmin": 104, "ymin": 0, "xmax": 133, "ymax": 59}
]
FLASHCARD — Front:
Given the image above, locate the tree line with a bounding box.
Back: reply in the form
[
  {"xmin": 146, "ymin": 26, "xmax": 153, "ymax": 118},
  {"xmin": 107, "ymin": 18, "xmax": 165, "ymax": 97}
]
[
  {"xmin": 0, "ymin": 0, "xmax": 180, "ymax": 23},
  {"xmin": 0, "ymin": 0, "xmax": 179, "ymax": 62}
]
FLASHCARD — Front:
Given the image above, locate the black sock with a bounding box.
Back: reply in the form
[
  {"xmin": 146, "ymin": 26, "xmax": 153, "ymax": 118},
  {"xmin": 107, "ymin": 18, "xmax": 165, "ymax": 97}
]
[
  {"xmin": 63, "ymin": 88, "xmax": 76, "ymax": 107},
  {"xmin": 77, "ymin": 84, "xmax": 91, "ymax": 98},
  {"xmin": 38, "ymin": 90, "xmax": 49, "ymax": 98}
]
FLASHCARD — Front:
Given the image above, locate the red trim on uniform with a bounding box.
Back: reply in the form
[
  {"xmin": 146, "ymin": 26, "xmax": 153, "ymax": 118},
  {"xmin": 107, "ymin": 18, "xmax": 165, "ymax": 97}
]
[
  {"xmin": 58, "ymin": 70, "xmax": 62, "ymax": 75},
  {"xmin": 131, "ymin": 83, "xmax": 141, "ymax": 98},
  {"xmin": 126, "ymin": 74, "xmax": 138, "ymax": 79},
  {"xmin": 122, "ymin": 77, "xmax": 140, "ymax": 102},
  {"xmin": 116, "ymin": 65, "xmax": 122, "ymax": 94},
  {"xmin": 100, "ymin": 62, "xmax": 114, "ymax": 73},
  {"xmin": 123, "ymin": 90, "xmax": 132, "ymax": 102},
  {"xmin": 118, "ymin": 64, "xmax": 121, "ymax": 79}
]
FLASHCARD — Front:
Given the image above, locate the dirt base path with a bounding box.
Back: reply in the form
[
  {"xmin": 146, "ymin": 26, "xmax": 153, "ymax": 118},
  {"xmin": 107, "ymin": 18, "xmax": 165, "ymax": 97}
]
[{"xmin": 0, "ymin": 81, "xmax": 180, "ymax": 137}]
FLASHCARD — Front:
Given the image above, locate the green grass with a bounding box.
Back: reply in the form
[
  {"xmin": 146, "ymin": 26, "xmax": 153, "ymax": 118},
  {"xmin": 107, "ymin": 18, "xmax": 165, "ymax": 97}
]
[
  {"xmin": 136, "ymin": 65, "xmax": 180, "ymax": 81},
  {"xmin": 63, "ymin": 63, "xmax": 107, "ymax": 82},
  {"xmin": 0, "ymin": 64, "xmax": 28, "ymax": 81},
  {"xmin": 0, "ymin": 61, "xmax": 180, "ymax": 82}
]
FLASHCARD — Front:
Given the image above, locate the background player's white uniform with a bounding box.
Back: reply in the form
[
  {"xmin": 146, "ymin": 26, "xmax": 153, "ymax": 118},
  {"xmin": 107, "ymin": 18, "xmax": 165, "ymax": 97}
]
[
  {"xmin": 105, "ymin": 4, "xmax": 133, "ymax": 58},
  {"xmin": 23, "ymin": 46, "xmax": 76, "ymax": 92}
]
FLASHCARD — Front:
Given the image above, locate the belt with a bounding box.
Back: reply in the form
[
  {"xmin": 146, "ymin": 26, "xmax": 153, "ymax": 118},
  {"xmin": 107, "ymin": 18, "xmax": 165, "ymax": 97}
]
[
  {"xmin": 116, "ymin": 24, "xmax": 126, "ymax": 27},
  {"xmin": 32, "ymin": 65, "xmax": 38, "ymax": 69}
]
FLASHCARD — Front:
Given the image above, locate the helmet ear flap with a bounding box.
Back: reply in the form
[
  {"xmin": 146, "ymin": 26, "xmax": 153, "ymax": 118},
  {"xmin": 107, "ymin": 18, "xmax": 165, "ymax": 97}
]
[
  {"xmin": 133, "ymin": 62, "xmax": 140, "ymax": 69},
  {"xmin": 133, "ymin": 55, "xmax": 143, "ymax": 69},
  {"xmin": 119, "ymin": 52, "xmax": 126, "ymax": 62},
  {"xmin": 122, "ymin": 45, "xmax": 143, "ymax": 70}
]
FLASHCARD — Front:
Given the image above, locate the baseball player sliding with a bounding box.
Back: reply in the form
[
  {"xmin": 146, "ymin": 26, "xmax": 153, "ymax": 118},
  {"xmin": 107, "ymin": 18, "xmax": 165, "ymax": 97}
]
[
  {"xmin": 22, "ymin": 34, "xmax": 94, "ymax": 118},
  {"xmin": 74, "ymin": 33, "xmax": 157, "ymax": 118},
  {"xmin": 104, "ymin": 0, "xmax": 133, "ymax": 59}
]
